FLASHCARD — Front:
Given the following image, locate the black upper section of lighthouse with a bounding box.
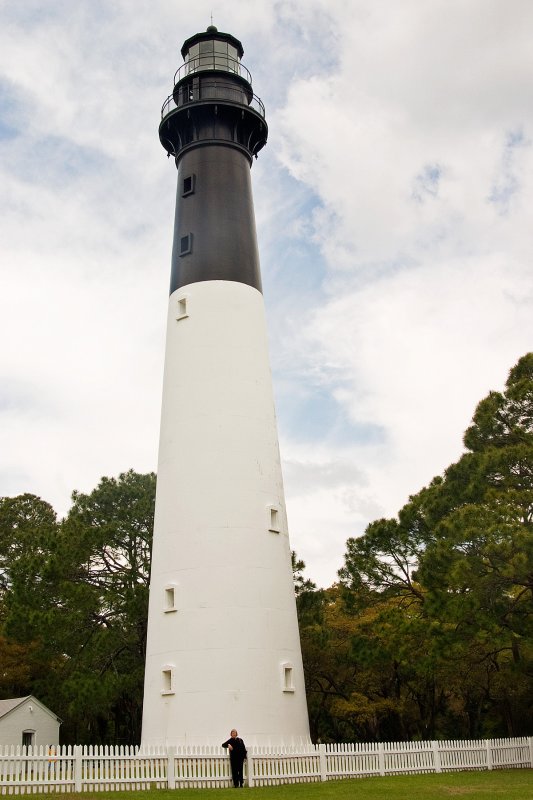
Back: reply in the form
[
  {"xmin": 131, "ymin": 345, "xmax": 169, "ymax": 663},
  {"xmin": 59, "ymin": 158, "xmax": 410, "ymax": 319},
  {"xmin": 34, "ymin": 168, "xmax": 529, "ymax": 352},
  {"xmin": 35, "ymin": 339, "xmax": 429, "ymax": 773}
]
[{"xmin": 160, "ymin": 27, "xmax": 268, "ymax": 295}]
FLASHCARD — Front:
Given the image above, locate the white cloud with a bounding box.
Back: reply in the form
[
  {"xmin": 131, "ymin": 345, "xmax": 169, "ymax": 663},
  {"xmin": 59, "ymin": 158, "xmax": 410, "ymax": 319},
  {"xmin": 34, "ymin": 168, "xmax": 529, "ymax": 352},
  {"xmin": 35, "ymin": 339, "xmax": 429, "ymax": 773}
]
[{"xmin": 270, "ymin": 0, "xmax": 533, "ymax": 584}]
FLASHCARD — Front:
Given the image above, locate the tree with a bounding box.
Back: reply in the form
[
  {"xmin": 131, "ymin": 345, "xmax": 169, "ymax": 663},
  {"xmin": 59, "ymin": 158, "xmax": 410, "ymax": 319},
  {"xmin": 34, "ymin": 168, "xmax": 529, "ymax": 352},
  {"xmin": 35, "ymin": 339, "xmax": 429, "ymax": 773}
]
[
  {"xmin": 0, "ymin": 494, "xmax": 58, "ymax": 596},
  {"xmin": 0, "ymin": 494, "xmax": 61, "ymax": 698},
  {"xmin": 1, "ymin": 471, "xmax": 156, "ymax": 745},
  {"xmin": 53, "ymin": 470, "xmax": 156, "ymax": 744},
  {"xmin": 416, "ymin": 356, "xmax": 533, "ymax": 735},
  {"xmin": 292, "ymin": 550, "xmax": 317, "ymax": 597},
  {"xmin": 334, "ymin": 354, "xmax": 533, "ymax": 739},
  {"xmin": 0, "ymin": 633, "xmax": 39, "ymax": 697}
]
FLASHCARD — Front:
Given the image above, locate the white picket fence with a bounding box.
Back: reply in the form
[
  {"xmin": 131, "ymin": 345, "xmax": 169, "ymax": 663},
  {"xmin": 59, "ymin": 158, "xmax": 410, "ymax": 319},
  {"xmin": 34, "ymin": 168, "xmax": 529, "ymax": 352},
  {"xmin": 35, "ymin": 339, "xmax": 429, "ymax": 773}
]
[{"xmin": 0, "ymin": 737, "xmax": 531, "ymax": 793}]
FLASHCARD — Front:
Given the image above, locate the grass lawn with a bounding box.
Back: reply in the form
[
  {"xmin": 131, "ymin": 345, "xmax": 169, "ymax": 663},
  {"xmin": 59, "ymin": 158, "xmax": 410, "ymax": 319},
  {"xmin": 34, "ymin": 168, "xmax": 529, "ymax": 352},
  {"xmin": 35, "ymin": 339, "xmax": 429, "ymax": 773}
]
[{"xmin": 56, "ymin": 769, "xmax": 532, "ymax": 800}]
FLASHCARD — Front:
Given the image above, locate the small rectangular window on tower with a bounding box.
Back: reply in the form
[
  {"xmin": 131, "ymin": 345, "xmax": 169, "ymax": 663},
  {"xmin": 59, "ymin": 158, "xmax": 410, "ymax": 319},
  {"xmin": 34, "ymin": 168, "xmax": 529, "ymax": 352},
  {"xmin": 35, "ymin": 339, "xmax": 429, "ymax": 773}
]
[
  {"xmin": 268, "ymin": 505, "xmax": 280, "ymax": 533},
  {"xmin": 176, "ymin": 295, "xmax": 188, "ymax": 320},
  {"xmin": 161, "ymin": 667, "xmax": 174, "ymax": 695},
  {"xmin": 180, "ymin": 233, "xmax": 193, "ymax": 256},
  {"xmin": 164, "ymin": 585, "xmax": 177, "ymax": 612},
  {"xmin": 282, "ymin": 663, "xmax": 294, "ymax": 692},
  {"xmin": 182, "ymin": 174, "xmax": 196, "ymax": 196}
]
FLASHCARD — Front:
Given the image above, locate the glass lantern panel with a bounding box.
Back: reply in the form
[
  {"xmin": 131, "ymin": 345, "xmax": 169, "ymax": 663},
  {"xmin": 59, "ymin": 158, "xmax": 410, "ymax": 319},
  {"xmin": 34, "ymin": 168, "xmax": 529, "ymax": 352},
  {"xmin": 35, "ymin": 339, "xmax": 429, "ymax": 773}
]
[
  {"xmin": 214, "ymin": 55, "xmax": 230, "ymax": 71},
  {"xmin": 186, "ymin": 43, "xmax": 199, "ymax": 74},
  {"xmin": 199, "ymin": 40, "xmax": 214, "ymax": 70}
]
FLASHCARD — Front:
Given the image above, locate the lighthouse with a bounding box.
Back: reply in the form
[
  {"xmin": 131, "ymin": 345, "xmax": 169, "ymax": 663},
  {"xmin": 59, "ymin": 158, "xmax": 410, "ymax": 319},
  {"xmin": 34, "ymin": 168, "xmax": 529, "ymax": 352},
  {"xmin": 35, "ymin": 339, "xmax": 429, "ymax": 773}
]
[{"xmin": 141, "ymin": 27, "xmax": 311, "ymax": 747}]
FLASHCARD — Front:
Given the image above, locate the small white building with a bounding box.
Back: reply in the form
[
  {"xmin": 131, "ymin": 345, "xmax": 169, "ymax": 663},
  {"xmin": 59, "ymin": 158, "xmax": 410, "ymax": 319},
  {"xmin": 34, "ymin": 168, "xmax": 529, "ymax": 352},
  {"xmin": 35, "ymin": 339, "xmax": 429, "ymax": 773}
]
[{"xmin": 0, "ymin": 696, "xmax": 61, "ymax": 749}]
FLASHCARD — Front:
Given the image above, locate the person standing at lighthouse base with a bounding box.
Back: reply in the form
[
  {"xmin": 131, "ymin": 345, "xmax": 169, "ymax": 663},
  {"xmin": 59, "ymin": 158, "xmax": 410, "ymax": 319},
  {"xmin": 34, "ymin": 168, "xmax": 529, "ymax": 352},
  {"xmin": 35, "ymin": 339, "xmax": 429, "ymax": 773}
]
[{"xmin": 222, "ymin": 729, "xmax": 247, "ymax": 788}]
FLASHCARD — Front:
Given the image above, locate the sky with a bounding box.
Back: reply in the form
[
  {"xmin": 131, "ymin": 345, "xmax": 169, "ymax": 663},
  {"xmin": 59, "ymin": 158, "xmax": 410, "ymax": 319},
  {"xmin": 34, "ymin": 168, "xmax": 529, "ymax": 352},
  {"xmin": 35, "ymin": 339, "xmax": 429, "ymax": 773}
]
[{"xmin": 1, "ymin": 0, "xmax": 532, "ymax": 588}]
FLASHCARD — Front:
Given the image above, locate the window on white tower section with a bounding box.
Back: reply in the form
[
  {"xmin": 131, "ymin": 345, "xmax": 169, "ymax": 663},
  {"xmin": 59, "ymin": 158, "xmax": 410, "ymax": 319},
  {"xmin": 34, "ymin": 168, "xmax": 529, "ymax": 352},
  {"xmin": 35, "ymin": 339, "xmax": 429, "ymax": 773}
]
[
  {"xmin": 176, "ymin": 296, "xmax": 188, "ymax": 320},
  {"xmin": 282, "ymin": 663, "xmax": 294, "ymax": 692},
  {"xmin": 268, "ymin": 505, "xmax": 280, "ymax": 533},
  {"xmin": 161, "ymin": 667, "xmax": 174, "ymax": 695},
  {"xmin": 164, "ymin": 585, "xmax": 178, "ymax": 612}
]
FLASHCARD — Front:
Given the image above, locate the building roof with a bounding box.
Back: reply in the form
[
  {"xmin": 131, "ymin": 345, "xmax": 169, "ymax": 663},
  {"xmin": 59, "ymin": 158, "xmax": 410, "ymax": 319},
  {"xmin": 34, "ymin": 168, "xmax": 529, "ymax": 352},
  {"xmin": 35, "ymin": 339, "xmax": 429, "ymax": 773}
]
[
  {"xmin": 0, "ymin": 696, "xmax": 61, "ymax": 723},
  {"xmin": 0, "ymin": 697, "xmax": 29, "ymax": 719}
]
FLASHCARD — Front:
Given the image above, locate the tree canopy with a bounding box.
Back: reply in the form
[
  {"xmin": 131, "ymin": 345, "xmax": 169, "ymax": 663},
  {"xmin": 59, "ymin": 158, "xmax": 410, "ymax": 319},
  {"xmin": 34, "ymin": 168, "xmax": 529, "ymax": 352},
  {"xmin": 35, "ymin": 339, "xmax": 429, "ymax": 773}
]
[
  {"xmin": 0, "ymin": 471, "xmax": 155, "ymax": 744},
  {"xmin": 296, "ymin": 353, "xmax": 533, "ymax": 741}
]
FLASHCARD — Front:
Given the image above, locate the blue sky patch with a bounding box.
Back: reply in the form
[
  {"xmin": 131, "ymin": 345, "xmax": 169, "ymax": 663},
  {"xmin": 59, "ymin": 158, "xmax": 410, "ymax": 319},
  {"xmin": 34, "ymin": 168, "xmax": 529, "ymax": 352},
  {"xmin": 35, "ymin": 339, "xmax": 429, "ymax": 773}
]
[
  {"xmin": 276, "ymin": 382, "xmax": 385, "ymax": 447},
  {"xmin": 261, "ymin": 174, "xmax": 327, "ymax": 298},
  {"xmin": 412, "ymin": 163, "xmax": 442, "ymax": 202},
  {"xmin": 488, "ymin": 127, "xmax": 529, "ymax": 214},
  {"xmin": 0, "ymin": 79, "xmax": 22, "ymax": 140},
  {"xmin": 8, "ymin": 134, "xmax": 112, "ymax": 186}
]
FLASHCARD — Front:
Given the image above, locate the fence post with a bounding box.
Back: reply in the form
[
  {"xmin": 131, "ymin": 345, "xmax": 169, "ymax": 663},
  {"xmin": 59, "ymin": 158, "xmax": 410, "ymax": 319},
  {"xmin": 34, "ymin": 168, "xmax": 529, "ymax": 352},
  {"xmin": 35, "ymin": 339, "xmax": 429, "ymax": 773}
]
[
  {"xmin": 167, "ymin": 746, "xmax": 176, "ymax": 789},
  {"xmin": 528, "ymin": 737, "xmax": 533, "ymax": 769},
  {"xmin": 485, "ymin": 740, "xmax": 493, "ymax": 771},
  {"xmin": 318, "ymin": 744, "xmax": 327, "ymax": 782},
  {"xmin": 432, "ymin": 740, "xmax": 442, "ymax": 773},
  {"xmin": 247, "ymin": 752, "xmax": 254, "ymax": 788},
  {"xmin": 378, "ymin": 742, "xmax": 385, "ymax": 777},
  {"xmin": 74, "ymin": 745, "xmax": 83, "ymax": 792}
]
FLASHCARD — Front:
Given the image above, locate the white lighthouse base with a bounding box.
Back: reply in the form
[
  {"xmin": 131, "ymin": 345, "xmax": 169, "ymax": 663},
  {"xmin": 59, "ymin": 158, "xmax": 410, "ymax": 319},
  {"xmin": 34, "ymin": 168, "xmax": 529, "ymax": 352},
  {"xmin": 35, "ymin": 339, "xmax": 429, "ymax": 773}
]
[{"xmin": 141, "ymin": 279, "xmax": 311, "ymax": 747}]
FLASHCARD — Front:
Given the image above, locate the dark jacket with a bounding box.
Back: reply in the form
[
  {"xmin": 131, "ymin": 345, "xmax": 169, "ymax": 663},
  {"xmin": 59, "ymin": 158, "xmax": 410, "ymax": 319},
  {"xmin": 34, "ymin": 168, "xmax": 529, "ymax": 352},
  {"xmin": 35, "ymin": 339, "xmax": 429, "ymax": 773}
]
[{"xmin": 222, "ymin": 736, "xmax": 247, "ymax": 761}]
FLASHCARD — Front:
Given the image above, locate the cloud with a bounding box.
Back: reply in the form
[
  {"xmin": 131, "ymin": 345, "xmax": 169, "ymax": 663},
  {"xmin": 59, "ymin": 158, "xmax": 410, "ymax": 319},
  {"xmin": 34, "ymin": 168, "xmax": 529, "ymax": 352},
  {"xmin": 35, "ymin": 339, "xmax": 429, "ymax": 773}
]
[{"xmin": 267, "ymin": 0, "xmax": 533, "ymax": 583}]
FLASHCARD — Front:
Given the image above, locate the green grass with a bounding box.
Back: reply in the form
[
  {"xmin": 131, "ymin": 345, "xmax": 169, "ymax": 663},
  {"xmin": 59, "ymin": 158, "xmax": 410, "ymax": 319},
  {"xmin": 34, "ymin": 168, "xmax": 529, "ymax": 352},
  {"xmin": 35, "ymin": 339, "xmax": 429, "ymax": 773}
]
[{"xmin": 55, "ymin": 769, "xmax": 532, "ymax": 800}]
